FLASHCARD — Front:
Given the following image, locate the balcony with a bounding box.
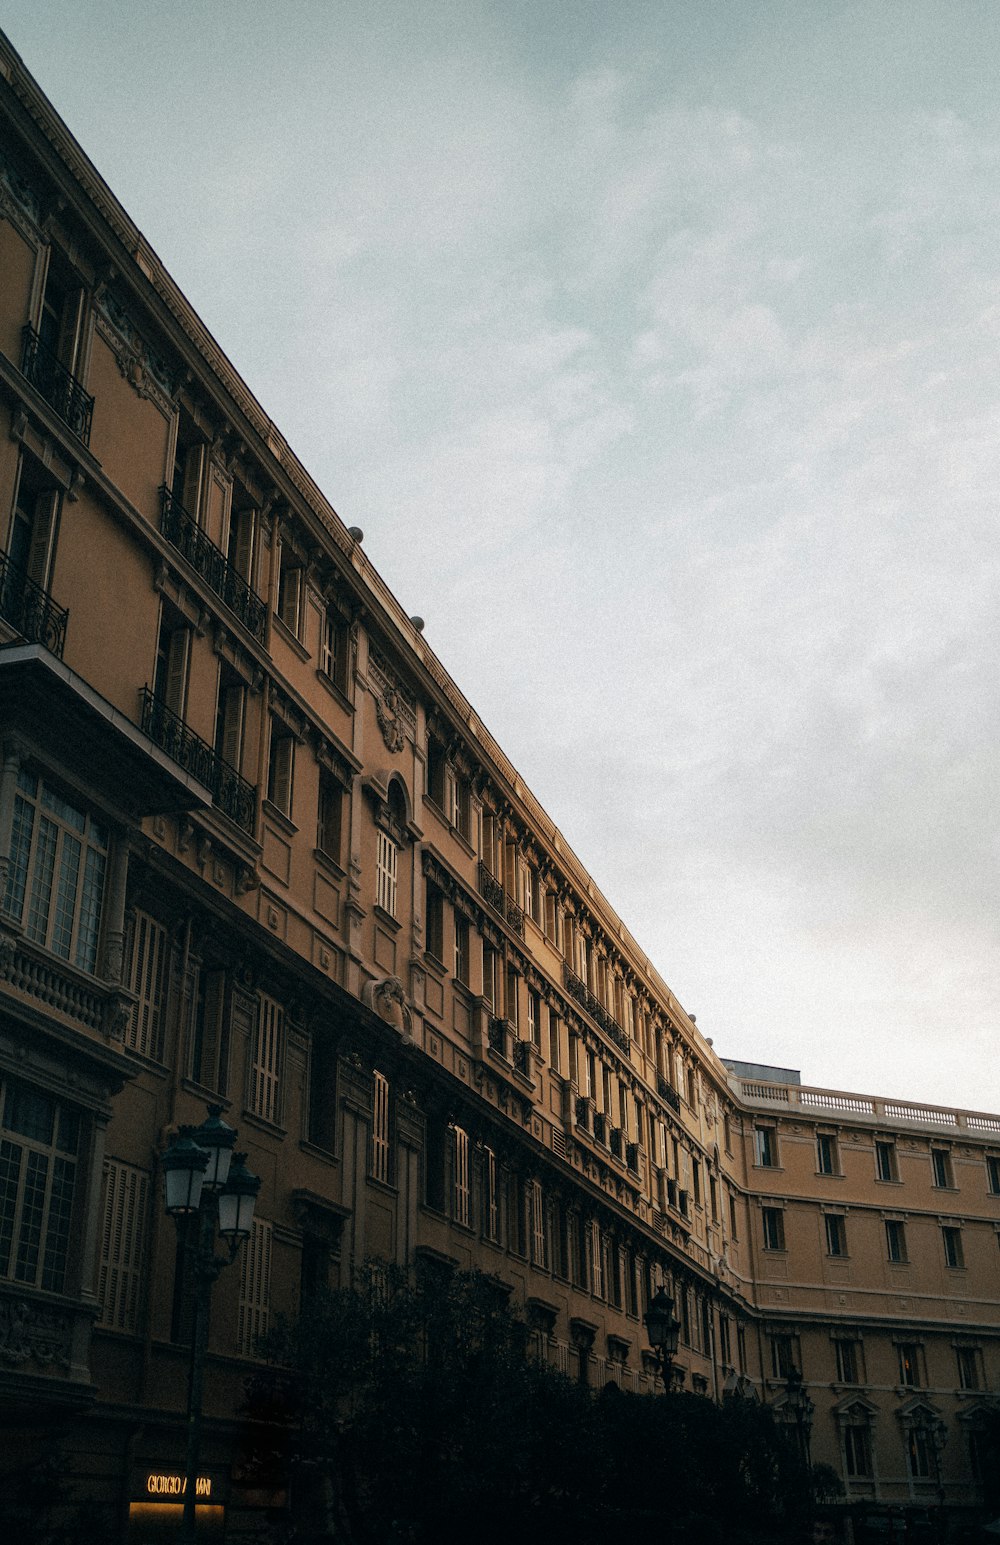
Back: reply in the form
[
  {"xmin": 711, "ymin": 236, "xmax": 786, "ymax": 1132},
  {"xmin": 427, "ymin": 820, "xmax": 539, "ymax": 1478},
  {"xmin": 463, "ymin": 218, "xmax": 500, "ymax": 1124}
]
[
  {"xmin": 657, "ymin": 1074, "xmax": 681, "ymax": 1113},
  {"xmin": 0, "ymin": 550, "xmax": 68, "ymax": 658},
  {"xmin": 477, "ymin": 860, "xmax": 524, "ymax": 936},
  {"xmin": 21, "ymin": 325, "xmax": 94, "ymax": 445},
  {"xmin": 160, "ymin": 487, "xmax": 267, "ymax": 643},
  {"xmin": 563, "ymin": 965, "xmax": 630, "ymax": 1055},
  {"xmin": 139, "ymin": 688, "xmax": 257, "ymax": 834}
]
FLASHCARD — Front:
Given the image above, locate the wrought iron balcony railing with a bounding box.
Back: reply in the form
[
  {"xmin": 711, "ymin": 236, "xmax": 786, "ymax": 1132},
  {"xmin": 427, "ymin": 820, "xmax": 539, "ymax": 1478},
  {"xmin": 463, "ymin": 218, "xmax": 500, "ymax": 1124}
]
[
  {"xmin": 139, "ymin": 688, "xmax": 257, "ymax": 834},
  {"xmin": 159, "ymin": 487, "xmax": 267, "ymax": 643},
  {"xmin": 657, "ymin": 1074, "xmax": 681, "ymax": 1112},
  {"xmin": 562, "ymin": 965, "xmax": 630, "ymax": 1055},
  {"xmin": 477, "ymin": 860, "xmax": 524, "ymax": 936},
  {"xmin": 21, "ymin": 325, "xmax": 94, "ymax": 445},
  {"xmin": 0, "ymin": 549, "xmax": 68, "ymax": 657}
]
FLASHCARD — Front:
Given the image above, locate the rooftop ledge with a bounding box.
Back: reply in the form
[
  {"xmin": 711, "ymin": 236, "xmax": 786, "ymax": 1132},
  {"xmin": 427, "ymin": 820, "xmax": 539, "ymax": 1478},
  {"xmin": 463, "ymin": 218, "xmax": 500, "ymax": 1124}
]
[{"xmin": 727, "ymin": 1072, "xmax": 1000, "ymax": 1136}]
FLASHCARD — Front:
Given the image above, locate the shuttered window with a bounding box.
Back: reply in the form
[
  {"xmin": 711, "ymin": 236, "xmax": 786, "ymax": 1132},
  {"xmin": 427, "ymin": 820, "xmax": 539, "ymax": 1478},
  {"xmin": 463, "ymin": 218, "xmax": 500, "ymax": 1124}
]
[
  {"xmin": 98, "ymin": 1160, "xmax": 148, "ymax": 1333},
  {"xmin": 482, "ymin": 1146, "xmax": 498, "ymax": 1242},
  {"xmin": 531, "ymin": 1179, "xmax": 547, "ymax": 1267},
  {"xmin": 453, "ymin": 1126, "xmax": 470, "ymax": 1226},
  {"xmin": 376, "ymin": 830, "xmax": 398, "ymax": 916},
  {"xmin": 238, "ymin": 1218, "xmax": 272, "ymax": 1357},
  {"xmin": 249, "ymin": 995, "xmax": 283, "ymax": 1124},
  {"xmin": 371, "ymin": 1071, "xmax": 390, "ymax": 1183},
  {"xmin": 127, "ymin": 911, "xmax": 168, "ymax": 1061}
]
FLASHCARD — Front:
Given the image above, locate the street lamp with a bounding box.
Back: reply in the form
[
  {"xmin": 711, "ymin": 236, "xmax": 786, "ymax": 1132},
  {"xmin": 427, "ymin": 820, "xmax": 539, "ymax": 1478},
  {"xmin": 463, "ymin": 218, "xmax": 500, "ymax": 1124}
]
[
  {"xmin": 161, "ymin": 1105, "xmax": 260, "ymax": 1545},
  {"xmin": 784, "ymin": 1366, "xmax": 815, "ymax": 1470},
  {"xmin": 644, "ymin": 1284, "xmax": 681, "ymax": 1394}
]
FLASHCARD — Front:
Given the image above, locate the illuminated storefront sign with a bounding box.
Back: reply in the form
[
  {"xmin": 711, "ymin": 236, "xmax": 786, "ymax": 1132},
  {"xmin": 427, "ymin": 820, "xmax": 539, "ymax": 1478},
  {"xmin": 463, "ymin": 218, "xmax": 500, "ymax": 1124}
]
[{"xmin": 144, "ymin": 1472, "xmax": 212, "ymax": 1498}]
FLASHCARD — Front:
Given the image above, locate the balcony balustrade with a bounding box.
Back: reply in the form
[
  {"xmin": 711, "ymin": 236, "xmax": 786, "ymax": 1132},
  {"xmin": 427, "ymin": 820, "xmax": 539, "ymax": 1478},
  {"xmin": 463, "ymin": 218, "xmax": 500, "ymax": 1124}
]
[
  {"xmin": 139, "ymin": 688, "xmax": 257, "ymax": 834},
  {"xmin": 0, "ymin": 550, "xmax": 68, "ymax": 657},
  {"xmin": 476, "ymin": 860, "xmax": 524, "ymax": 936},
  {"xmin": 657, "ymin": 1074, "xmax": 681, "ymax": 1112},
  {"xmin": 160, "ymin": 487, "xmax": 267, "ymax": 643},
  {"xmin": 21, "ymin": 325, "xmax": 94, "ymax": 445},
  {"xmin": 562, "ymin": 965, "xmax": 630, "ymax": 1055}
]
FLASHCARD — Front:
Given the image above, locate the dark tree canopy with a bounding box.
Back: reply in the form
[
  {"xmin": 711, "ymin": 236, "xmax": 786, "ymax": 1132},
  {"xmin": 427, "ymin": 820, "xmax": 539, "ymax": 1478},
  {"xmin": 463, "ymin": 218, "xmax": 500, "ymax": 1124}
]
[{"xmin": 262, "ymin": 1266, "xmax": 813, "ymax": 1545}]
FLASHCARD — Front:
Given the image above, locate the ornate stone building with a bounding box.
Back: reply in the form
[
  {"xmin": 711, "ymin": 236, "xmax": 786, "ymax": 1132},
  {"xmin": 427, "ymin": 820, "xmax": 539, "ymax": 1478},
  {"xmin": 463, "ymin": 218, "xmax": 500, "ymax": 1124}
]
[{"xmin": 0, "ymin": 30, "xmax": 996, "ymax": 1544}]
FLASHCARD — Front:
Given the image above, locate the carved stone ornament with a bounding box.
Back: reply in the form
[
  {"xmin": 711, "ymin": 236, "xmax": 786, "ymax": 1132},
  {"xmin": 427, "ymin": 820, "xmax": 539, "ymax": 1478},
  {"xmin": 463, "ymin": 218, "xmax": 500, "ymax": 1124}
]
[
  {"xmin": 375, "ymin": 685, "xmax": 407, "ymax": 754},
  {"xmin": 0, "ymin": 152, "xmax": 41, "ymax": 242},
  {"xmin": 0, "ymin": 1295, "xmax": 71, "ymax": 1371},
  {"xmin": 94, "ymin": 288, "xmax": 176, "ymax": 411},
  {"xmin": 362, "ymin": 974, "xmax": 413, "ymax": 1043}
]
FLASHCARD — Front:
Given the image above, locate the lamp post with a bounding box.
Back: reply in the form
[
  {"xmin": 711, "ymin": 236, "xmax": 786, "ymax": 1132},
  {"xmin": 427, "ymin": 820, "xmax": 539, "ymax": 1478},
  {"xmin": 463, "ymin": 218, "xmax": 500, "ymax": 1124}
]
[
  {"xmin": 784, "ymin": 1366, "xmax": 815, "ymax": 1471},
  {"xmin": 643, "ymin": 1284, "xmax": 681, "ymax": 1394},
  {"xmin": 161, "ymin": 1105, "xmax": 260, "ymax": 1545}
]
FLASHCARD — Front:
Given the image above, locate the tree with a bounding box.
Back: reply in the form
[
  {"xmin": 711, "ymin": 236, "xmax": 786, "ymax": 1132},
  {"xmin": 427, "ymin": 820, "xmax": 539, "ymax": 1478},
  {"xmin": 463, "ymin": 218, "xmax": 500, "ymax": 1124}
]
[{"xmin": 262, "ymin": 1265, "xmax": 811, "ymax": 1544}]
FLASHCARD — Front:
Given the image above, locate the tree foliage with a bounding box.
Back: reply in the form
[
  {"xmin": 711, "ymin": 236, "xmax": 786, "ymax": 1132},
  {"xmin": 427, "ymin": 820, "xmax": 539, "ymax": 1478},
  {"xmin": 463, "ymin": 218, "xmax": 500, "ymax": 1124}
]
[{"xmin": 263, "ymin": 1266, "xmax": 812, "ymax": 1545}]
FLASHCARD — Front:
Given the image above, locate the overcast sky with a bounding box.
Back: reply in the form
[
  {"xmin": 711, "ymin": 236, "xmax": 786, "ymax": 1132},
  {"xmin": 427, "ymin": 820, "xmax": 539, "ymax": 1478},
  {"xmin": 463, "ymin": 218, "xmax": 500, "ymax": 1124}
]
[{"xmin": 5, "ymin": 2, "xmax": 997, "ymax": 1111}]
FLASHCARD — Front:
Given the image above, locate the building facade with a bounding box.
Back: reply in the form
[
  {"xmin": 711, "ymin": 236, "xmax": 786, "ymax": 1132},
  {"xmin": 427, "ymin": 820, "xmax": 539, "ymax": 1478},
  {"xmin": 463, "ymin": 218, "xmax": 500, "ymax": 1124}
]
[{"xmin": 0, "ymin": 30, "xmax": 996, "ymax": 1543}]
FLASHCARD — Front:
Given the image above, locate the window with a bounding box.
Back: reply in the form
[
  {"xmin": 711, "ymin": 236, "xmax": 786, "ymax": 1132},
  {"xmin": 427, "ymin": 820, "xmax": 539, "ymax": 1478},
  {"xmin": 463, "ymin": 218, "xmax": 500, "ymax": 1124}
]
[
  {"xmin": 449, "ymin": 774, "xmax": 471, "ymax": 841},
  {"xmin": 844, "ymin": 1423, "xmax": 873, "ymax": 1478},
  {"xmin": 481, "ymin": 1146, "xmax": 498, "ymax": 1242},
  {"xmin": 276, "ymin": 548, "xmax": 303, "ymax": 636},
  {"xmin": 875, "ymin": 1140, "xmax": 898, "ymax": 1182},
  {"xmin": 371, "ymin": 1071, "xmax": 390, "ymax": 1184},
  {"xmin": 267, "ymin": 722, "xmax": 295, "ymax": 818},
  {"xmin": 729, "ymin": 1194, "xmax": 739, "ymax": 1239},
  {"xmin": 7, "ymin": 452, "xmax": 60, "ymax": 589},
  {"xmin": 527, "ymin": 990, "xmax": 541, "ymax": 1050},
  {"xmin": 248, "ymin": 994, "xmax": 283, "ymax": 1124},
  {"xmin": 0, "ymin": 1077, "xmax": 80, "ymax": 1293},
  {"xmin": 454, "ymin": 914, "xmax": 469, "ymax": 986},
  {"xmin": 452, "ymin": 1126, "xmax": 470, "ymax": 1226},
  {"xmin": 907, "ymin": 1427, "xmax": 933, "ymax": 1479},
  {"xmin": 226, "ymin": 500, "xmax": 257, "ymax": 587},
  {"xmin": 817, "ymin": 1133, "xmax": 839, "ymax": 1175},
  {"xmin": 426, "ymin": 735, "xmax": 446, "ymax": 807},
  {"xmin": 317, "ymin": 769, "xmax": 344, "ymax": 863},
  {"xmin": 4, "ymin": 769, "xmax": 108, "ymax": 975},
  {"xmin": 307, "ymin": 1032, "xmax": 337, "ymax": 1152},
  {"xmin": 770, "ymin": 1334, "xmax": 796, "ymax": 1380},
  {"xmin": 189, "ymin": 964, "xmax": 230, "ymax": 1094},
  {"xmin": 425, "ymin": 881, "xmax": 444, "ymax": 962},
  {"xmin": 37, "ymin": 247, "xmax": 85, "ymax": 375},
  {"xmin": 530, "ymin": 1179, "xmax": 547, "ymax": 1267},
  {"xmin": 825, "ymin": 1214, "xmax": 848, "ymax": 1257},
  {"xmin": 987, "ymin": 1155, "xmax": 1000, "ymax": 1195},
  {"xmin": 97, "ymin": 1159, "xmax": 148, "ymax": 1333},
  {"xmin": 548, "ymin": 1009, "xmax": 561, "ymax": 1072},
  {"xmin": 543, "ymin": 890, "xmax": 558, "ymax": 944},
  {"xmin": 171, "ymin": 426, "xmax": 205, "ymax": 516},
  {"xmin": 762, "ymin": 1207, "xmax": 785, "ymax": 1251},
  {"xmin": 376, "ymin": 829, "xmax": 398, "ymax": 917},
  {"xmin": 238, "ymin": 1217, "xmax": 272, "ymax": 1357},
  {"xmin": 942, "ymin": 1226, "xmax": 964, "ymax": 1268},
  {"xmin": 590, "ymin": 1220, "xmax": 604, "ymax": 1297},
  {"xmin": 505, "ymin": 965, "xmax": 520, "ymax": 1028},
  {"xmin": 482, "ymin": 942, "xmax": 498, "ymax": 1010},
  {"xmin": 835, "ymin": 1338, "xmax": 862, "ymax": 1384},
  {"xmin": 957, "ymin": 1346, "xmax": 982, "ymax": 1390},
  {"xmin": 885, "ymin": 1219, "xmax": 907, "ymax": 1263},
  {"xmin": 154, "ymin": 611, "xmax": 190, "ymax": 719},
  {"xmin": 320, "ymin": 608, "xmax": 349, "ymax": 692},
  {"xmin": 931, "ymin": 1149, "xmax": 954, "ymax": 1189},
  {"xmin": 127, "ymin": 910, "xmax": 169, "ymax": 1061},
  {"xmin": 754, "ymin": 1127, "xmax": 779, "ymax": 1168},
  {"xmin": 897, "ymin": 1343, "xmax": 922, "ymax": 1387},
  {"xmin": 214, "ymin": 677, "xmax": 245, "ymax": 773}
]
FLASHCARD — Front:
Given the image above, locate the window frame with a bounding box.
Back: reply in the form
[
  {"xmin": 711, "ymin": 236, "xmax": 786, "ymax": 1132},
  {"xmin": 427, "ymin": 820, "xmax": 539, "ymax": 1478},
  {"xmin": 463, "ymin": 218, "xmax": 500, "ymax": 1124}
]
[
  {"xmin": 761, "ymin": 1205, "xmax": 786, "ymax": 1251},
  {"xmin": 4, "ymin": 767, "xmax": 109, "ymax": 976}
]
